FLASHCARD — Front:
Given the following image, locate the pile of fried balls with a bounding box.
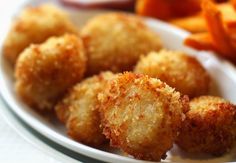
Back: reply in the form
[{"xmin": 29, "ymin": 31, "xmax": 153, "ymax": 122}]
[{"xmin": 3, "ymin": 4, "xmax": 236, "ymax": 161}]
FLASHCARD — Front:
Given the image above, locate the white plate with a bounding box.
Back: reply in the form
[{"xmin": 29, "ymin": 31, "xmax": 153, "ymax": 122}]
[
  {"xmin": 0, "ymin": 97, "xmax": 83, "ymax": 163},
  {"xmin": 1, "ymin": 0, "xmax": 236, "ymax": 162}
]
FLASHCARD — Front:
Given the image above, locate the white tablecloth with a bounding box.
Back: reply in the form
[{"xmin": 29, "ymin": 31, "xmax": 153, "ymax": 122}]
[
  {"xmin": 0, "ymin": 113, "xmax": 62, "ymax": 163},
  {"xmin": 0, "ymin": 1, "xmax": 65, "ymax": 162}
]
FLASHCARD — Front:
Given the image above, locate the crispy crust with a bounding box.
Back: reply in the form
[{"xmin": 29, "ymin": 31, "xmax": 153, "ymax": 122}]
[
  {"xmin": 134, "ymin": 50, "xmax": 211, "ymax": 98},
  {"xmin": 99, "ymin": 72, "xmax": 189, "ymax": 161},
  {"xmin": 81, "ymin": 13, "xmax": 162, "ymax": 75},
  {"xmin": 3, "ymin": 4, "xmax": 78, "ymax": 65},
  {"xmin": 15, "ymin": 34, "xmax": 86, "ymax": 111},
  {"xmin": 55, "ymin": 72, "xmax": 115, "ymax": 146},
  {"xmin": 176, "ymin": 96, "xmax": 236, "ymax": 155}
]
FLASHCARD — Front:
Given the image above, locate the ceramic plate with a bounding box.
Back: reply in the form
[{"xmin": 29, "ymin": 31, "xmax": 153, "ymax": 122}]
[{"xmin": 1, "ymin": 0, "xmax": 236, "ymax": 162}]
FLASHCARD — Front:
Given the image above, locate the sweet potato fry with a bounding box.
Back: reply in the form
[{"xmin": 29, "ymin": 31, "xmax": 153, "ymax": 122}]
[
  {"xmin": 226, "ymin": 21, "xmax": 236, "ymax": 34},
  {"xmin": 184, "ymin": 33, "xmax": 215, "ymax": 50},
  {"xmin": 136, "ymin": 0, "xmax": 171, "ymax": 20},
  {"xmin": 136, "ymin": 0, "xmax": 201, "ymax": 20},
  {"xmin": 225, "ymin": 1, "xmax": 236, "ymax": 33},
  {"xmin": 170, "ymin": 14, "xmax": 206, "ymax": 33},
  {"xmin": 219, "ymin": 2, "xmax": 236, "ymax": 22},
  {"xmin": 185, "ymin": 0, "xmax": 236, "ymax": 63},
  {"xmin": 202, "ymin": 0, "xmax": 235, "ymax": 58},
  {"xmin": 169, "ymin": 0, "xmax": 202, "ymax": 18},
  {"xmin": 231, "ymin": 0, "xmax": 236, "ymax": 10},
  {"xmin": 170, "ymin": 2, "xmax": 236, "ymax": 33},
  {"xmin": 230, "ymin": 38, "xmax": 236, "ymax": 49}
]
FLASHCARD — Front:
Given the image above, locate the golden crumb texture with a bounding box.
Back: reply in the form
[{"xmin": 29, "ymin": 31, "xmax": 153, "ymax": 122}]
[
  {"xmin": 134, "ymin": 50, "xmax": 211, "ymax": 98},
  {"xmin": 15, "ymin": 34, "xmax": 87, "ymax": 111},
  {"xmin": 176, "ymin": 96, "xmax": 236, "ymax": 155},
  {"xmin": 98, "ymin": 72, "xmax": 189, "ymax": 161},
  {"xmin": 55, "ymin": 71, "xmax": 116, "ymax": 146},
  {"xmin": 3, "ymin": 4, "xmax": 78, "ymax": 65},
  {"xmin": 81, "ymin": 13, "xmax": 162, "ymax": 75}
]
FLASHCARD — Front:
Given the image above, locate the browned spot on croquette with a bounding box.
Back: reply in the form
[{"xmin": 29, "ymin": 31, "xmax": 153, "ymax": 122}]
[
  {"xmin": 15, "ymin": 34, "xmax": 86, "ymax": 111},
  {"xmin": 81, "ymin": 13, "xmax": 162, "ymax": 75},
  {"xmin": 134, "ymin": 50, "xmax": 211, "ymax": 98},
  {"xmin": 3, "ymin": 4, "xmax": 78, "ymax": 65},
  {"xmin": 55, "ymin": 72, "xmax": 116, "ymax": 147},
  {"xmin": 176, "ymin": 96, "xmax": 236, "ymax": 156},
  {"xmin": 99, "ymin": 72, "xmax": 189, "ymax": 161}
]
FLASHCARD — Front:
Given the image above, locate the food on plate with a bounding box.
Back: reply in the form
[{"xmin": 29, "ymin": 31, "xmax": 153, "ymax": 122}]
[
  {"xmin": 55, "ymin": 71, "xmax": 115, "ymax": 123},
  {"xmin": 98, "ymin": 72, "xmax": 189, "ymax": 161},
  {"xmin": 2, "ymin": 4, "xmax": 78, "ymax": 65},
  {"xmin": 5, "ymin": 1, "xmax": 236, "ymax": 161},
  {"xmin": 170, "ymin": 14, "xmax": 207, "ymax": 33},
  {"xmin": 134, "ymin": 50, "xmax": 211, "ymax": 98},
  {"xmin": 184, "ymin": 32, "xmax": 216, "ymax": 50},
  {"xmin": 185, "ymin": 0, "xmax": 236, "ymax": 62},
  {"xmin": 61, "ymin": 0, "xmax": 135, "ymax": 10},
  {"xmin": 176, "ymin": 96, "xmax": 236, "ymax": 155},
  {"xmin": 55, "ymin": 72, "xmax": 116, "ymax": 146},
  {"xmin": 15, "ymin": 34, "xmax": 86, "ymax": 111},
  {"xmin": 220, "ymin": 1, "xmax": 236, "ymax": 23},
  {"xmin": 232, "ymin": 0, "xmax": 236, "ymax": 9},
  {"xmin": 135, "ymin": 0, "xmax": 202, "ymax": 20},
  {"xmin": 201, "ymin": 0, "xmax": 235, "ymax": 59},
  {"xmin": 81, "ymin": 13, "xmax": 162, "ymax": 75},
  {"xmin": 170, "ymin": 2, "xmax": 236, "ymax": 33}
]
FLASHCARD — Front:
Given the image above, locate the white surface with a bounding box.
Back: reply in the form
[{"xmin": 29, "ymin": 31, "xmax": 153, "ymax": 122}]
[
  {"xmin": 1, "ymin": 0, "xmax": 236, "ymax": 163},
  {"xmin": 0, "ymin": 97, "xmax": 83, "ymax": 163},
  {"xmin": 0, "ymin": 1, "xmax": 78, "ymax": 163},
  {"xmin": 0, "ymin": 1, "xmax": 56, "ymax": 163},
  {"xmin": 0, "ymin": 116, "xmax": 62, "ymax": 163}
]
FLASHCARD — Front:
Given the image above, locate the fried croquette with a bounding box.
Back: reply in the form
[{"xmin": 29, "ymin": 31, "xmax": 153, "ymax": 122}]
[
  {"xmin": 81, "ymin": 13, "xmax": 162, "ymax": 75},
  {"xmin": 15, "ymin": 34, "xmax": 86, "ymax": 111},
  {"xmin": 134, "ymin": 50, "xmax": 211, "ymax": 98},
  {"xmin": 98, "ymin": 72, "xmax": 189, "ymax": 161},
  {"xmin": 55, "ymin": 72, "xmax": 116, "ymax": 146},
  {"xmin": 176, "ymin": 96, "xmax": 236, "ymax": 156},
  {"xmin": 3, "ymin": 4, "xmax": 78, "ymax": 65}
]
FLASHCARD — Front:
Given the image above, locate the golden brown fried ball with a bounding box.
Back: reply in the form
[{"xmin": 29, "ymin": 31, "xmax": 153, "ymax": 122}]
[
  {"xmin": 134, "ymin": 50, "xmax": 211, "ymax": 98},
  {"xmin": 15, "ymin": 34, "xmax": 86, "ymax": 111},
  {"xmin": 55, "ymin": 72, "xmax": 115, "ymax": 146},
  {"xmin": 3, "ymin": 4, "xmax": 78, "ymax": 65},
  {"xmin": 81, "ymin": 13, "xmax": 162, "ymax": 75},
  {"xmin": 98, "ymin": 72, "xmax": 189, "ymax": 161},
  {"xmin": 176, "ymin": 96, "xmax": 236, "ymax": 156}
]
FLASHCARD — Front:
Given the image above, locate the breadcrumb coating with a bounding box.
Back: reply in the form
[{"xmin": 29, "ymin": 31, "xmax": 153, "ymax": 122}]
[
  {"xmin": 15, "ymin": 34, "xmax": 86, "ymax": 111},
  {"xmin": 134, "ymin": 50, "xmax": 211, "ymax": 98},
  {"xmin": 81, "ymin": 13, "xmax": 162, "ymax": 75},
  {"xmin": 176, "ymin": 96, "xmax": 236, "ymax": 155},
  {"xmin": 55, "ymin": 72, "xmax": 115, "ymax": 146},
  {"xmin": 98, "ymin": 72, "xmax": 189, "ymax": 161},
  {"xmin": 3, "ymin": 4, "xmax": 78, "ymax": 65}
]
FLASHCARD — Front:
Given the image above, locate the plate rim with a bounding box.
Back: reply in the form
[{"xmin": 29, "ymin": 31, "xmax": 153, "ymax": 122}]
[
  {"xmin": 0, "ymin": 97, "xmax": 84, "ymax": 163},
  {"xmin": 1, "ymin": 4, "xmax": 236, "ymax": 163}
]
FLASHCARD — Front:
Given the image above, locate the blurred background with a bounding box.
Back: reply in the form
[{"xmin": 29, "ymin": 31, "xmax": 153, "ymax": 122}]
[{"xmin": 59, "ymin": 0, "xmax": 236, "ymax": 63}]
